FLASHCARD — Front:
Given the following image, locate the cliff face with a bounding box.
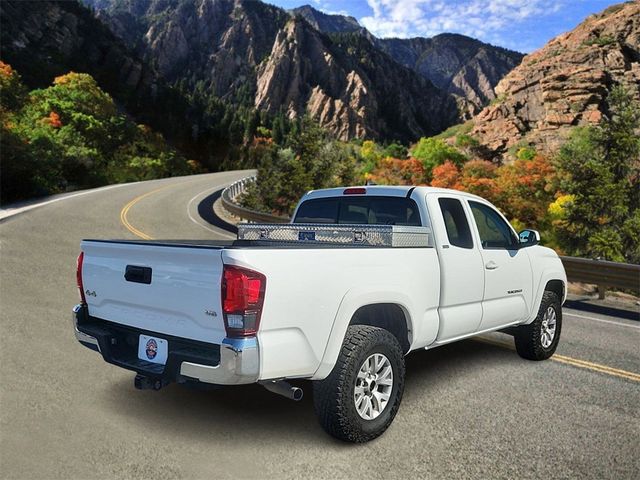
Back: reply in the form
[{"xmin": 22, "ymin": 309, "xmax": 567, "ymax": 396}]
[
  {"xmin": 255, "ymin": 19, "xmax": 457, "ymax": 141},
  {"xmin": 469, "ymin": 2, "xmax": 640, "ymax": 159},
  {"xmin": 378, "ymin": 34, "xmax": 523, "ymax": 116},
  {"xmin": 291, "ymin": 6, "xmax": 523, "ymax": 116},
  {"xmin": 86, "ymin": 0, "xmax": 289, "ymax": 100},
  {"xmin": 291, "ymin": 5, "xmax": 362, "ymax": 34},
  {"xmin": 0, "ymin": 0, "xmax": 153, "ymax": 94}
]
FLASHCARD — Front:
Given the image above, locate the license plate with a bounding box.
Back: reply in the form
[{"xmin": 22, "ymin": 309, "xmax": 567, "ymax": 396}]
[{"xmin": 138, "ymin": 334, "xmax": 168, "ymax": 365}]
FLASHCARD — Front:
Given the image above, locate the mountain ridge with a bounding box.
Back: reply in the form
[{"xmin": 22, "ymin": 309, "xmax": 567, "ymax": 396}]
[
  {"xmin": 84, "ymin": 0, "xmax": 525, "ymax": 139},
  {"xmin": 291, "ymin": 4, "xmax": 524, "ymax": 115}
]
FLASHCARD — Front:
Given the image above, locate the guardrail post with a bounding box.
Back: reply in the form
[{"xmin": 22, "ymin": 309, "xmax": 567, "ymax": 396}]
[{"xmin": 597, "ymin": 285, "xmax": 606, "ymax": 300}]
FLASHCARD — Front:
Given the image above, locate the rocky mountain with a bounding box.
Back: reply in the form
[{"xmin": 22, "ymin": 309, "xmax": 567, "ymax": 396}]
[
  {"xmin": 291, "ymin": 5, "xmax": 523, "ymax": 115},
  {"xmin": 255, "ymin": 18, "xmax": 457, "ymax": 140},
  {"xmin": 83, "ymin": 0, "xmax": 458, "ymax": 141},
  {"xmin": 377, "ymin": 35, "xmax": 523, "ymax": 116},
  {"xmin": 0, "ymin": 0, "xmax": 250, "ymax": 167},
  {"xmin": 469, "ymin": 1, "xmax": 640, "ymax": 159},
  {"xmin": 3, "ymin": 0, "xmax": 524, "ymax": 143},
  {"xmin": 291, "ymin": 5, "xmax": 362, "ymax": 34},
  {"xmin": 0, "ymin": 0, "xmax": 153, "ymax": 95},
  {"xmin": 85, "ymin": 0, "xmax": 289, "ymax": 100}
]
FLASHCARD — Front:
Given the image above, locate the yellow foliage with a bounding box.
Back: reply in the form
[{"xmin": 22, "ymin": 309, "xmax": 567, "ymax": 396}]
[
  {"xmin": 53, "ymin": 71, "xmax": 80, "ymax": 85},
  {"xmin": 547, "ymin": 194, "xmax": 574, "ymax": 219}
]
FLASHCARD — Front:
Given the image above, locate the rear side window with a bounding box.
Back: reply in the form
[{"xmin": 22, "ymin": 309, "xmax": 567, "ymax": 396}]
[
  {"xmin": 438, "ymin": 198, "xmax": 473, "ymax": 249},
  {"xmin": 294, "ymin": 196, "xmax": 421, "ymax": 226}
]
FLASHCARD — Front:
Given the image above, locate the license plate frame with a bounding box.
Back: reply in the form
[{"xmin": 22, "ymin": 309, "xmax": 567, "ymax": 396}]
[{"xmin": 138, "ymin": 334, "xmax": 168, "ymax": 365}]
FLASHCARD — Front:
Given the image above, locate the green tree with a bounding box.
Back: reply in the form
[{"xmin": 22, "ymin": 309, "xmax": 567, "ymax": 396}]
[
  {"xmin": 556, "ymin": 86, "xmax": 640, "ymax": 262},
  {"xmin": 244, "ymin": 109, "xmax": 259, "ymax": 142},
  {"xmin": 1, "ymin": 65, "xmax": 197, "ymax": 202},
  {"xmin": 383, "ymin": 142, "xmax": 408, "ymax": 159},
  {"xmin": 242, "ymin": 117, "xmax": 360, "ymax": 216},
  {"xmin": 411, "ymin": 137, "xmax": 467, "ymax": 180}
]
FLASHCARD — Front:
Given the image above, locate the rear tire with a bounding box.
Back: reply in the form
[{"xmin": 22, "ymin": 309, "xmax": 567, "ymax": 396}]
[
  {"xmin": 514, "ymin": 291, "xmax": 562, "ymax": 360},
  {"xmin": 313, "ymin": 325, "xmax": 405, "ymax": 443}
]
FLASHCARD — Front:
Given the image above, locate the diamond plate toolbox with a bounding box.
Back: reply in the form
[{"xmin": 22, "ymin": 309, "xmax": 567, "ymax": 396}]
[{"xmin": 237, "ymin": 223, "xmax": 433, "ymax": 248}]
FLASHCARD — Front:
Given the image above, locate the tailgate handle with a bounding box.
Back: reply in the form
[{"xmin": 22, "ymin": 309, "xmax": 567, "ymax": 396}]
[{"xmin": 124, "ymin": 265, "xmax": 152, "ymax": 285}]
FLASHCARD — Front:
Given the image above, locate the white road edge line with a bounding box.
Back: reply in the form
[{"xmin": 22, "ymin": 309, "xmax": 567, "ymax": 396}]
[
  {"xmin": 564, "ymin": 312, "xmax": 640, "ymax": 330},
  {"xmin": 186, "ymin": 184, "xmax": 236, "ymax": 240},
  {"xmin": 0, "ymin": 183, "xmax": 135, "ymax": 221}
]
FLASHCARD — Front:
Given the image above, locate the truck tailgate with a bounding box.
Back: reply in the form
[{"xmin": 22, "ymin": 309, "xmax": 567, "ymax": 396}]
[{"xmin": 81, "ymin": 240, "xmax": 226, "ymax": 344}]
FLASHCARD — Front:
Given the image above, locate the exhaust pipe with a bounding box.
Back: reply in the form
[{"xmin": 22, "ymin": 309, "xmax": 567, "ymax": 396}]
[
  {"xmin": 261, "ymin": 380, "xmax": 303, "ymax": 401},
  {"xmin": 134, "ymin": 374, "xmax": 167, "ymax": 391}
]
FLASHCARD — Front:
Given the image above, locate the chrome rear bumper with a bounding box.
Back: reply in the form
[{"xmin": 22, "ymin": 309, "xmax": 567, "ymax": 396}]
[{"xmin": 72, "ymin": 305, "xmax": 259, "ymax": 385}]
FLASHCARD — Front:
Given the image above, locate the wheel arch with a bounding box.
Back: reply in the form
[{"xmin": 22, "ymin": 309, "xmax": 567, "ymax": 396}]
[
  {"xmin": 350, "ymin": 303, "xmax": 411, "ymax": 353},
  {"xmin": 311, "ymin": 289, "xmax": 414, "ymax": 380},
  {"xmin": 525, "ymin": 274, "xmax": 567, "ymax": 325},
  {"xmin": 545, "ymin": 279, "xmax": 565, "ymax": 302}
]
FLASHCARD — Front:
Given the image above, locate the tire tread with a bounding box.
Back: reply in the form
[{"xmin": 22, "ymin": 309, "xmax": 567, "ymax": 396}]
[{"xmin": 313, "ymin": 325, "xmax": 405, "ymax": 443}]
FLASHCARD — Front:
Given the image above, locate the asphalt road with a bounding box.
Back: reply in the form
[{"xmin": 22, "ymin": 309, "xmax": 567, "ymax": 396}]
[{"xmin": 1, "ymin": 172, "xmax": 639, "ymax": 479}]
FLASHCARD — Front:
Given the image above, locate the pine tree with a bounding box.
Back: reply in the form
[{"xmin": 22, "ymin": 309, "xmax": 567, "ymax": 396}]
[{"xmin": 556, "ymin": 86, "xmax": 640, "ymax": 262}]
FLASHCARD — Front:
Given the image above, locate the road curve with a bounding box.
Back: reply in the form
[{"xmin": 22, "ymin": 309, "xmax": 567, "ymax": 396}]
[{"xmin": 1, "ymin": 172, "xmax": 639, "ymax": 479}]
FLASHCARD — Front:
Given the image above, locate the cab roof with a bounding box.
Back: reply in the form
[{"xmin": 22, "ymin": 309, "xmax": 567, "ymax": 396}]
[{"xmin": 301, "ymin": 185, "xmax": 486, "ymax": 202}]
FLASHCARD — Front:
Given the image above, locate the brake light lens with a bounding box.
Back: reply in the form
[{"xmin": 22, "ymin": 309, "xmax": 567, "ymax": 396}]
[
  {"xmin": 343, "ymin": 187, "xmax": 366, "ymax": 195},
  {"xmin": 76, "ymin": 252, "xmax": 86, "ymax": 304},
  {"xmin": 221, "ymin": 265, "xmax": 266, "ymax": 337}
]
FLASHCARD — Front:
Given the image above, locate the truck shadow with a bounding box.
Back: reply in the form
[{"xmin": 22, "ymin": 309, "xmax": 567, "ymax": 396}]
[{"xmin": 102, "ymin": 336, "xmax": 517, "ymax": 445}]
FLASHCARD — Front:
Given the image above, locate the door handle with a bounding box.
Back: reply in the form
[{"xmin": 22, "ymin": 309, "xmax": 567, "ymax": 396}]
[
  {"xmin": 485, "ymin": 261, "xmax": 499, "ymax": 270},
  {"xmin": 125, "ymin": 265, "xmax": 152, "ymax": 284}
]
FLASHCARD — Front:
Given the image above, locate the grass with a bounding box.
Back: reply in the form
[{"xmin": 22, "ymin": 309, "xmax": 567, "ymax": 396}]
[
  {"xmin": 433, "ymin": 120, "xmax": 474, "ymax": 140},
  {"xmin": 583, "ymin": 36, "xmax": 616, "ymax": 47}
]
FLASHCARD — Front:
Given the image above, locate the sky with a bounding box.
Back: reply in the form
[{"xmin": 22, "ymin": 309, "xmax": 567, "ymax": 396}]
[{"xmin": 267, "ymin": 0, "xmax": 620, "ymax": 52}]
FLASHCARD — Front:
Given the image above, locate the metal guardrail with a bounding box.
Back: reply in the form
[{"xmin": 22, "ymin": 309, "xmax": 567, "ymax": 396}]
[
  {"xmin": 221, "ymin": 176, "xmax": 640, "ymax": 296},
  {"xmin": 560, "ymin": 256, "xmax": 640, "ymax": 297},
  {"xmin": 220, "ymin": 176, "xmax": 289, "ymax": 224}
]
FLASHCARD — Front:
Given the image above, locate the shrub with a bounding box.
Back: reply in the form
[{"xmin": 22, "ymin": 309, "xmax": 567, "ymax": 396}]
[{"xmin": 411, "ymin": 137, "xmax": 466, "ymax": 180}]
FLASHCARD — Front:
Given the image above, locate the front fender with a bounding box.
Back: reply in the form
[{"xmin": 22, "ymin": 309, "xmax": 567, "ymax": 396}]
[
  {"xmin": 310, "ymin": 287, "xmax": 415, "ymax": 380},
  {"xmin": 523, "ymin": 247, "xmax": 567, "ymax": 324}
]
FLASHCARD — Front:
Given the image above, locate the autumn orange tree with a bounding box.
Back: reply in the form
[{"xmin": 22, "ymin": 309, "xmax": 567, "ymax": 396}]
[
  {"xmin": 496, "ymin": 155, "xmax": 556, "ymax": 226},
  {"xmin": 368, "ymin": 157, "xmax": 425, "ymax": 185},
  {"xmin": 428, "ymin": 154, "xmax": 558, "ymax": 239}
]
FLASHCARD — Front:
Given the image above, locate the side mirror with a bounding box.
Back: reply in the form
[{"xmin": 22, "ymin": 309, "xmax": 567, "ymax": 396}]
[{"xmin": 518, "ymin": 229, "xmax": 540, "ymax": 247}]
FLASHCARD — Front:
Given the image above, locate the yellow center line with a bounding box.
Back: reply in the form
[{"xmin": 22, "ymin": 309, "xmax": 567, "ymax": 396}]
[
  {"xmin": 120, "ymin": 183, "xmax": 178, "ymax": 240},
  {"xmin": 473, "ymin": 336, "xmax": 640, "ymax": 383}
]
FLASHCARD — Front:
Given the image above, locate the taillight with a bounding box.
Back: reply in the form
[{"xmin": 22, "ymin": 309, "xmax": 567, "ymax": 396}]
[
  {"xmin": 221, "ymin": 265, "xmax": 266, "ymax": 337},
  {"xmin": 343, "ymin": 187, "xmax": 366, "ymax": 195},
  {"xmin": 76, "ymin": 252, "xmax": 86, "ymax": 304}
]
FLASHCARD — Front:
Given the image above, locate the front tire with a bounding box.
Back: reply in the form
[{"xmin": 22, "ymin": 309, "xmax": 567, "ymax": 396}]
[
  {"xmin": 313, "ymin": 325, "xmax": 405, "ymax": 443},
  {"xmin": 514, "ymin": 291, "xmax": 562, "ymax": 360}
]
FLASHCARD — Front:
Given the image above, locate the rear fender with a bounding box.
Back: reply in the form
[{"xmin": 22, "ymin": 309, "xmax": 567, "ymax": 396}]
[{"xmin": 311, "ymin": 287, "xmax": 414, "ymax": 380}]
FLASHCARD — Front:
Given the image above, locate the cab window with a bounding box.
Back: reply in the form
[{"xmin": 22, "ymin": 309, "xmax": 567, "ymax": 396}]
[{"xmin": 469, "ymin": 201, "xmax": 519, "ymax": 249}]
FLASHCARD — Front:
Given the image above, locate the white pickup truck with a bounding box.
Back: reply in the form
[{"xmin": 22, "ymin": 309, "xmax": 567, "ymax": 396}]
[{"xmin": 73, "ymin": 185, "xmax": 567, "ymax": 442}]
